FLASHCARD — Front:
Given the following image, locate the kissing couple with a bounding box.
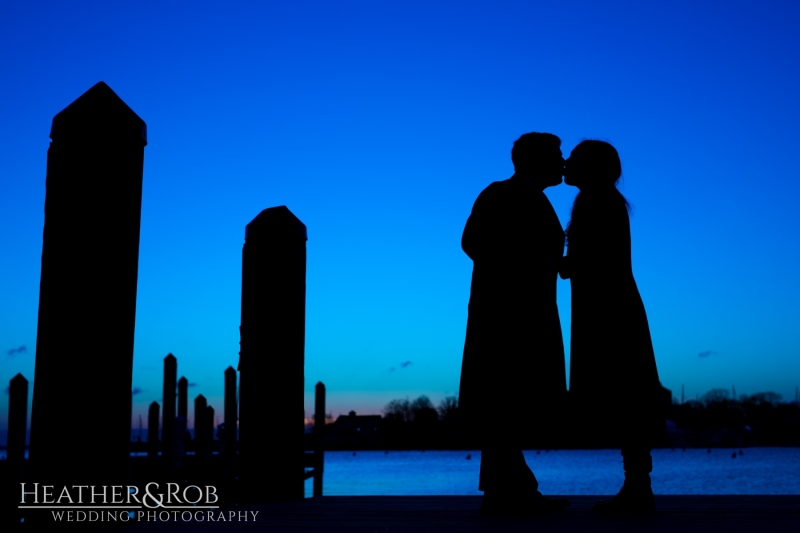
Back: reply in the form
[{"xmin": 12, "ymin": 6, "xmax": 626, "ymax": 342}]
[{"xmin": 458, "ymin": 132, "xmax": 665, "ymax": 516}]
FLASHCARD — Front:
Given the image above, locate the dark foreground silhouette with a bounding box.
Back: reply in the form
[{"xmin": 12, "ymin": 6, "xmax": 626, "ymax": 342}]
[
  {"xmin": 458, "ymin": 132, "xmax": 568, "ymax": 515},
  {"xmin": 457, "ymin": 135, "xmax": 667, "ymax": 516}
]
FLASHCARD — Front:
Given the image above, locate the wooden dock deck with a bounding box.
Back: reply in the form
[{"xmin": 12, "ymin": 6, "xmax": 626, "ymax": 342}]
[{"xmin": 114, "ymin": 495, "xmax": 799, "ymax": 532}]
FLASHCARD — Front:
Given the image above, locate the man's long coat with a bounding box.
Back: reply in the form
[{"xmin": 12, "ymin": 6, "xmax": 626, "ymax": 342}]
[{"xmin": 458, "ymin": 176, "xmax": 567, "ymax": 443}]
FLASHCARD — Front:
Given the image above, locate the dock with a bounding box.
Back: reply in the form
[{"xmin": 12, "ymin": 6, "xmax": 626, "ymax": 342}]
[{"xmin": 108, "ymin": 495, "xmax": 800, "ymax": 532}]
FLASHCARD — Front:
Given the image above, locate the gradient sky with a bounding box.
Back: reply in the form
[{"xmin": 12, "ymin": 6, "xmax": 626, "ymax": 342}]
[{"xmin": 2, "ymin": 1, "xmax": 799, "ymax": 432}]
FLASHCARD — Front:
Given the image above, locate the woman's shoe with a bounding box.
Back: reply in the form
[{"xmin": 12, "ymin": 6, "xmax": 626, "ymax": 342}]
[
  {"xmin": 594, "ymin": 447, "xmax": 656, "ymax": 514},
  {"xmin": 591, "ymin": 484, "xmax": 655, "ymax": 515},
  {"xmin": 479, "ymin": 491, "xmax": 568, "ymax": 516}
]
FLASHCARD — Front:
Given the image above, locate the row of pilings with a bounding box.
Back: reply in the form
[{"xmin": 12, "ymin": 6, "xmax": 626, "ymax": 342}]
[
  {"xmin": 2, "ymin": 81, "xmax": 318, "ymax": 525},
  {"xmin": 4, "ymin": 365, "xmax": 327, "ymax": 510},
  {"xmin": 142, "ymin": 356, "xmax": 236, "ymax": 471}
]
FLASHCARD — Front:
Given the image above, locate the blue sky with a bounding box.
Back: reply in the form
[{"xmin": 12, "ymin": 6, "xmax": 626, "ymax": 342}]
[{"xmin": 2, "ymin": 1, "xmax": 799, "ymax": 431}]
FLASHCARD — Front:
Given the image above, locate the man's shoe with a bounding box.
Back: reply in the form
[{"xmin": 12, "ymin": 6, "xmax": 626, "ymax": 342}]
[
  {"xmin": 536, "ymin": 493, "xmax": 570, "ymax": 511},
  {"xmin": 480, "ymin": 492, "xmax": 530, "ymax": 516}
]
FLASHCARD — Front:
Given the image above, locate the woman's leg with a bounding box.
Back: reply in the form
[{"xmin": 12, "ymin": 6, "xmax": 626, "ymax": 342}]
[
  {"xmin": 622, "ymin": 446, "xmax": 654, "ymax": 494},
  {"xmin": 592, "ymin": 446, "xmax": 655, "ymax": 514}
]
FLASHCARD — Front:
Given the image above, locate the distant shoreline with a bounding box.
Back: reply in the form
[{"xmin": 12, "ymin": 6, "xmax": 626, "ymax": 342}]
[{"xmin": 3, "ymin": 443, "xmax": 800, "ymax": 456}]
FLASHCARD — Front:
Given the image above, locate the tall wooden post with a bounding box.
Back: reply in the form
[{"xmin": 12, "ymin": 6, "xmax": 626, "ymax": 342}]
[
  {"xmin": 223, "ymin": 366, "xmax": 238, "ymax": 502},
  {"xmin": 239, "ymin": 206, "xmax": 306, "ymax": 502},
  {"xmin": 194, "ymin": 395, "xmax": 208, "ymax": 482},
  {"xmin": 177, "ymin": 375, "xmax": 189, "ymax": 461},
  {"xmin": 162, "ymin": 353, "xmax": 177, "ymax": 469},
  {"xmin": 224, "ymin": 366, "xmax": 237, "ymax": 466},
  {"xmin": 313, "ymin": 381, "xmax": 326, "ymax": 497},
  {"xmin": 147, "ymin": 402, "xmax": 160, "ymax": 457},
  {"xmin": 178, "ymin": 376, "xmax": 188, "ymax": 420},
  {"xmin": 29, "ymin": 81, "xmax": 146, "ymax": 488}
]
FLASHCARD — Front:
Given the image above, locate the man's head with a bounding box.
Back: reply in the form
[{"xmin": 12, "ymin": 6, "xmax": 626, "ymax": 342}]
[{"xmin": 511, "ymin": 132, "xmax": 564, "ymax": 189}]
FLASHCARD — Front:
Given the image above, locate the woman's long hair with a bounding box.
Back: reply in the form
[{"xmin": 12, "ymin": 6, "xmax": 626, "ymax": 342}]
[{"xmin": 566, "ymin": 140, "xmax": 631, "ymax": 243}]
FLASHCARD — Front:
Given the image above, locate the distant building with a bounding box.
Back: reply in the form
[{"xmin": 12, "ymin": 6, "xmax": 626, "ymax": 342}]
[{"xmin": 326, "ymin": 411, "xmax": 383, "ymax": 449}]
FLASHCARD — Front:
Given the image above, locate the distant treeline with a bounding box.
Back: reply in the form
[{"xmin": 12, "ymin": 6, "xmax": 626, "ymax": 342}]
[
  {"xmin": 305, "ymin": 390, "xmax": 800, "ymax": 450},
  {"xmin": 668, "ymin": 389, "xmax": 800, "ymax": 448},
  {"xmin": 308, "ymin": 395, "xmax": 464, "ymax": 450}
]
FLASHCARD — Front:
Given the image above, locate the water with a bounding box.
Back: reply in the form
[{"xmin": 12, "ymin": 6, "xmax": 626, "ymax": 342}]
[
  {"xmin": 304, "ymin": 448, "xmax": 800, "ymax": 497},
  {"xmin": 3, "ymin": 446, "xmax": 797, "ymax": 495}
]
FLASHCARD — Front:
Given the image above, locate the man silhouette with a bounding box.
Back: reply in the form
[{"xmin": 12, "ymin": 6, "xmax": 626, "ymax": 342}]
[{"xmin": 458, "ymin": 132, "xmax": 568, "ymax": 515}]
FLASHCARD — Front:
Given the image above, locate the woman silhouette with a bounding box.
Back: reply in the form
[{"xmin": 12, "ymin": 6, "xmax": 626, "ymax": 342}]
[{"xmin": 560, "ymin": 140, "xmax": 664, "ymax": 514}]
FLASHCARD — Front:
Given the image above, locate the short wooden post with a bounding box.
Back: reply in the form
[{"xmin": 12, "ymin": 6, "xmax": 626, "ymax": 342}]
[
  {"xmin": 6, "ymin": 373, "xmax": 28, "ymax": 522},
  {"xmin": 162, "ymin": 353, "xmax": 177, "ymax": 469},
  {"xmin": 206, "ymin": 405, "xmax": 215, "ymax": 446},
  {"xmin": 178, "ymin": 376, "xmax": 188, "ymax": 420},
  {"xmin": 313, "ymin": 381, "xmax": 325, "ymax": 497},
  {"xmin": 174, "ymin": 417, "xmax": 187, "ymax": 461},
  {"xmin": 29, "ymin": 81, "xmax": 146, "ymax": 488},
  {"xmin": 147, "ymin": 401, "xmax": 159, "ymax": 457},
  {"xmin": 239, "ymin": 206, "xmax": 307, "ymax": 502},
  {"xmin": 194, "ymin": 394, "xmax": 207, "ymax": 452},
  {"xmin": 7, "ymin": 374, "xmax": 28, "ymax": 465}
]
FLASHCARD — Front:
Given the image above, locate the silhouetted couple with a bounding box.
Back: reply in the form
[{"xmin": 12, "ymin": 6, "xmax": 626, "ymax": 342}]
[{"xmin": 458, "ymin": 133, "xmax": 663, "ymax": 516}]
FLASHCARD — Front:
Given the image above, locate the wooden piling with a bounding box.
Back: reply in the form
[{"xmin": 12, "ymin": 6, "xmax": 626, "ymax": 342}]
[
  {"xmin": 29, "ymin": 81, "xmax": 146, "ymax": 488},
  {"xmin": 224, "ymin": 366, "xmax": 237, "ymax": 469},
  {"xmin": 4, "ymin": 373, "xmax": 28, "ymax": 524},
  {"xmin": 178, "ymin": 376, "xmax": 188, "ymax": 420},
  {"xmin": 148, "ymin": 401, "xmax": 159, "ymax": 457},
  {"xmin": 194, "ymin": 394, "xmax": 208, "ymax": 482},
  {"xmin": 239, "ymin": 206, "xmax": 307, "ymax": 502},
  {"xmin": 206, "ymin": 405, "xmax": 215, "ymax": 444},
  {"xmin": 174, "ymin": 416, "xmax": 187, "ymax": 461},
  {"xmin": 7, "ymin": 373, "xmax": 28, "ymax": 467},
  {"xmin": 194, "ymin": 395, "xmax": 207, "ymax": 452},
  {"xmin": 162, "ymin": 353, "xmax": 177, "ymax": 470},
  {"xmin": 314, "ymin": 381, "xmax": 326, "ymax": 497}
]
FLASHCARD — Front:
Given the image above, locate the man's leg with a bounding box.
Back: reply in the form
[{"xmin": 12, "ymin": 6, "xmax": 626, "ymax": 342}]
[{"xmin": 479, "ymin": 446, "xmax": 538, "ymax": 494}]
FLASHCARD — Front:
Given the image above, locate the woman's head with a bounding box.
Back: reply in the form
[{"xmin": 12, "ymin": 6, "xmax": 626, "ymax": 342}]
[{"xmin": 564, "ymin": 140, "xmax": 622, "ymax": 190}]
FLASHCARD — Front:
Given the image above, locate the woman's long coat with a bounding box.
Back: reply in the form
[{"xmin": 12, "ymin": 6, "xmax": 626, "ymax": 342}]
[
  {"xmin": 458, "ymin": 176, "xmax": 567, "ymax": 444},
  {"xmin": 564, "ymin": 189, "xmax": 664, "ymax": 448}
]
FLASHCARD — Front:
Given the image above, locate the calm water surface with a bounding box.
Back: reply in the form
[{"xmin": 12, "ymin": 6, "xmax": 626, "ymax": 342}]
[{"xmin": 305, "ymin": 448, "xmax": 800, "ymax": 497}]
